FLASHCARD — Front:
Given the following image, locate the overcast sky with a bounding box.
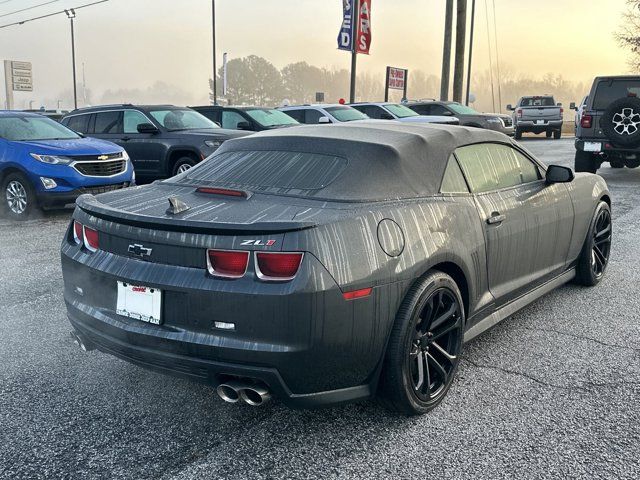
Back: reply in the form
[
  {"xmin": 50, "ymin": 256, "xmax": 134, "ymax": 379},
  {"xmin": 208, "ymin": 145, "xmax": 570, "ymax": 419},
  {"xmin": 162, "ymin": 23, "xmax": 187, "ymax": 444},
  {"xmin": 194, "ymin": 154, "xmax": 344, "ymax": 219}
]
[{"xmin": 0, "ymin": 0, "xmax": 632, "ymax": 109}]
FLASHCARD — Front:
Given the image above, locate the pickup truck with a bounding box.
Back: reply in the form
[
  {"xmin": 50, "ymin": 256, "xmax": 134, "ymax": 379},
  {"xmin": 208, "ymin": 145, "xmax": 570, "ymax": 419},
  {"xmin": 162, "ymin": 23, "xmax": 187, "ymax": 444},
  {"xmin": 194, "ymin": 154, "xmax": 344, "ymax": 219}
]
[
  {"xmin": 507, "ymin": 96, "xmax": 564, "ymax": 140},
  {"xmin": 574, "ymin": 75, "xmax": 640, "ymax": 173}
]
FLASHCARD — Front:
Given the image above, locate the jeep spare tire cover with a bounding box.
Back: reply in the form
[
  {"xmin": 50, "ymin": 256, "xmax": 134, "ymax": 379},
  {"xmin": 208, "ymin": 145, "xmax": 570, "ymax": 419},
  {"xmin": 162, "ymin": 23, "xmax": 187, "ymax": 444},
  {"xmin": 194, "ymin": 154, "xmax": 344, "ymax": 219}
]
[{"xmin": 601, "ymin": 96, "xmax": 640, "ymax": 147}]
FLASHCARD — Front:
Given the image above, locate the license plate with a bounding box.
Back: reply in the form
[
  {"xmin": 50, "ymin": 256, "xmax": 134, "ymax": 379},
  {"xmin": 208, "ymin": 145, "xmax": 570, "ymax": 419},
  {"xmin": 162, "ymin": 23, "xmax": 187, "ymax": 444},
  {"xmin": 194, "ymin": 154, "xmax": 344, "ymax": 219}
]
[
  {"xmin": 584, "ymin": 142, "xmax": 602, "ymax": 152},
  {"xmin": 535, "ymin": 120, "xmax": 545, "ymax": 125},
  {"xmin": 116, "ymin": 282, "xmax": 162, "ymax": 324}
]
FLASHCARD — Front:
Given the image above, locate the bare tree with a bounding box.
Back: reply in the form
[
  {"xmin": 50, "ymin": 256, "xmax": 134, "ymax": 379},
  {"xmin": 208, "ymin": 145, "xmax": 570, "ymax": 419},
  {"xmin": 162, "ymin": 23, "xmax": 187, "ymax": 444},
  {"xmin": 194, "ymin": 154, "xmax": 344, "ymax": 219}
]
[{"xmin": 617, "ymin": 0, "xmax": 640, "ymax": 70}]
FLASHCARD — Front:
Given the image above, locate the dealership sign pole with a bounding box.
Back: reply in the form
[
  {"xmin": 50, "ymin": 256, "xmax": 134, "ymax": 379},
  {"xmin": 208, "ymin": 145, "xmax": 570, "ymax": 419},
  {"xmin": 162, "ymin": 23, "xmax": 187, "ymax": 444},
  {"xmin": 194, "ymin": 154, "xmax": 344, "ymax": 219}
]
[
  {"xmin": 3, "ymin": 60, "xmax": 33, "ymax": 110},
  {"xmin": 338, "ymin": 0, "xmax": 371, "ymax": 103}
]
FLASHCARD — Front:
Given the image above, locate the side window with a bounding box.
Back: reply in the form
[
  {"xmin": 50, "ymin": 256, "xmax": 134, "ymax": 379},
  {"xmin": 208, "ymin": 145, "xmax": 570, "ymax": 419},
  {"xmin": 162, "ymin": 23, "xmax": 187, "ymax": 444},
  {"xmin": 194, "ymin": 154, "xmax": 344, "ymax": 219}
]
[
  {"xmin": 430, "ymin": 105, "xmax": 453, "ymax": 116},
  {"xmin": 283, "ymin": 110, "xmax": 305, "ymax": 123},
  {"xmin": 440, "ymin": 155, "xmax": 469, "ymax": 194},
  {"xmin": 304, "ymin": 109, "xmax": 324, "ymax": 124},
  {"xmin": 65, "ymin": 114, "xmax": 90, "ymax": 133},
  {"xmin": 123, "ymin": 110, "xmax": 151, "ymax": 134},
  {"xmin": 455, "ymin": 143, "xmax": 541, "ymax": 193},
  {"xmin": 221, "ymin": 111, "xmax": 246, "ymax": 129},
  {"xmin": 363, "ymin": 106, "xmax": 383, "ymax": 119},
  {"xmin": 94, "ymin": 111, "xmax": 122, "ymax": 134},
  {"xmin": 411, "ymin": 105, "xmax": 431, "ymax": 115}
]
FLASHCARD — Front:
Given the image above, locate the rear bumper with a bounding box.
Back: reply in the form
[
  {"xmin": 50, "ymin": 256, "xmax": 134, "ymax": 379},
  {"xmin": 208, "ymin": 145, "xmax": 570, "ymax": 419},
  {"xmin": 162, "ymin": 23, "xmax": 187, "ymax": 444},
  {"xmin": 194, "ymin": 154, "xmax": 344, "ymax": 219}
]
[
  {"xmin": 575, "ymin": 138, "xmax": 640, "ymax": 155},
  {"xmin": 516, "ymin": 120, "xmax": 563, "ymax": 130},
  {"xmin": 61, "ymin": 222, "xmax": 390, "ymax": 407}
]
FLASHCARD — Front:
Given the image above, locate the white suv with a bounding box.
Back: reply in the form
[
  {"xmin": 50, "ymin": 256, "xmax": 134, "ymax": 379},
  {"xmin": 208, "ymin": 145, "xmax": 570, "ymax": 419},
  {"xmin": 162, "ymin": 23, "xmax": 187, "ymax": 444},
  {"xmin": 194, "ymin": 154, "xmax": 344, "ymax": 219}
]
[
  {"xmin": 350, "ymin": 102, "xmax": 459, "ymax": 125},
  {"xmin": 279, "ymin": 104, "xmax": 370, "ymax": 124}
]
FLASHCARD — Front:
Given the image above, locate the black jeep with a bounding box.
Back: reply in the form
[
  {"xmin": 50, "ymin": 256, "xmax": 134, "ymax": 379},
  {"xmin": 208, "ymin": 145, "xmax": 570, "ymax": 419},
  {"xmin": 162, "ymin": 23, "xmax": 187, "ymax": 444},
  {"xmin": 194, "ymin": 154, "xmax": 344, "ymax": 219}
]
[{"xmin": 574, "ymin": 75, "xmax": 640, "ymax": 173}]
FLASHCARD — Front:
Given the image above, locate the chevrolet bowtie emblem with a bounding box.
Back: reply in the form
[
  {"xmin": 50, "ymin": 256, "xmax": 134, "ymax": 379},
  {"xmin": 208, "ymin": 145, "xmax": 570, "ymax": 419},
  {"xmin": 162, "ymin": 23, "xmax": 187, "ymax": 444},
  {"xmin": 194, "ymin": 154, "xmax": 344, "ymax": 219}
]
[
  {"xmin": 128, "ymin": 244, "xmax": 153, "ymax": 258},
  {"xmin": 97, "ymin": 155, "xmax": 109, "ymax": 160}
]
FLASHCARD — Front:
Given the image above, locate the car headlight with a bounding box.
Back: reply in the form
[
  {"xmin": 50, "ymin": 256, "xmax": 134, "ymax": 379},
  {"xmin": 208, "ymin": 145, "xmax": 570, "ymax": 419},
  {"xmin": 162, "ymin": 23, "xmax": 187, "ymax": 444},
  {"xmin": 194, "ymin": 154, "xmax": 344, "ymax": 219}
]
[
  {"xmin": 204, "ymin": 140, "xmax": 223, "ymax": 149},
  {"xmin": 120, "ymin": 150, "xmax": 130, "ymax": 161},
  {"xmin": 486, "ymin": 118, "xmax": 502, "ymax": 124},
  {"xmin": 30, "ymin": 153, "xmax": 73, "ymax": 165}
]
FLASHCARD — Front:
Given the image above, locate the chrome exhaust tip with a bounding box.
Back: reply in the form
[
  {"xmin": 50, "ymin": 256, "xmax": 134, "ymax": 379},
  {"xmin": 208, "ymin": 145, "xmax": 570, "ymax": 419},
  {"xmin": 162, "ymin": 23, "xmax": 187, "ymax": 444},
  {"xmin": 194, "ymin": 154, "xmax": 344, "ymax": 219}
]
[
  {"xmin": 216, "ymin": 381, "xmax": 243, "ymax": 403},
  {"xmin": 70, "ymin": 330, "xmax": 95, "ymax": 352},
  {"xmin": 239, "ymin": 385, "xmax": 272, "ymax": 406}
]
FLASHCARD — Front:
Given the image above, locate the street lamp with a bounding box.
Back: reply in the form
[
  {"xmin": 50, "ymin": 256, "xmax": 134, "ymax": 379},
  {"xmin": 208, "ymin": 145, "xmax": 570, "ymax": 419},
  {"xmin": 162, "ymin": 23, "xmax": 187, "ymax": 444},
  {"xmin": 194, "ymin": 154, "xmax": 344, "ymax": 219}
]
[{"xmin": 65, "ymin": 8, "xmax": 78, "ymax": 110}]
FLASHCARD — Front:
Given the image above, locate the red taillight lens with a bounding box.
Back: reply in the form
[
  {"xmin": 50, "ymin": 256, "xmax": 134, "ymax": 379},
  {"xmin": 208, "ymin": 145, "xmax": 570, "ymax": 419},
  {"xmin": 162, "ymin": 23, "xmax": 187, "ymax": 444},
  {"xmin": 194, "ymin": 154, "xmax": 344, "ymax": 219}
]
[
  {"xmin": 83, "ymin": 226, "xmax": 99, "ymax": 252},
  {"xmin": 560, "ymin": 107, "xmax": 564, "ymax": 116},
  {"xmin": 207, "ymin": 250, "xmax": 249, "ymax": 278},
  {"xmin": 516, "ymin": 108, "xmax": 523, "ymax": 118},
  {"xmin": 255, "ymin": 252, "xmax": 303, "ymax": 281},
  {"xmin": 73, "ymin": 221, "xmax": 83, "ymax": 245},
  {"xmin": 581, "ymin": 114, "xmax": 593, "ymax": 129},
  {"xmin": 343, "ymin": 287, "xmax": 373, "ymax": 300}
]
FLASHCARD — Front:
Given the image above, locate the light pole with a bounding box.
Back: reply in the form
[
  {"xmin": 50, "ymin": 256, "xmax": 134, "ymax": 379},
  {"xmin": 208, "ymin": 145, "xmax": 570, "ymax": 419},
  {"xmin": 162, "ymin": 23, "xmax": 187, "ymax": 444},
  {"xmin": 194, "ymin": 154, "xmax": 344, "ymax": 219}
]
[
  {"xmin": 212, "ymin": 0, "xmax": 217, "ymax": 105},
  {"xmin": 65, "ymin": 8, "xmax": 78, "ymax": 110},
  {"xmin": 465, "ymin": 0, "xmax": 476, "ymax": 106}
]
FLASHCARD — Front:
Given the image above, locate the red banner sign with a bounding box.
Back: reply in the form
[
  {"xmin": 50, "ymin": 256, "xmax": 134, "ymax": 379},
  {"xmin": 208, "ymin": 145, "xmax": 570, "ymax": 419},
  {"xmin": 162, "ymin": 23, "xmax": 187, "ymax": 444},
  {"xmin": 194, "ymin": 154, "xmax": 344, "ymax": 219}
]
[{"xmin": 356, "ymin": 0, "xmax": 372, "ymax": 54}]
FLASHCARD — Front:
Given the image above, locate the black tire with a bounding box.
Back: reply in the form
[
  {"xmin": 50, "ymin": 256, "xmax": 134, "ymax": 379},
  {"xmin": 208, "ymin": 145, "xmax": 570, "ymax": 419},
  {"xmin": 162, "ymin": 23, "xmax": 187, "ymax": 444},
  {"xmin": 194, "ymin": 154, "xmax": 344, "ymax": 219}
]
[
  {"xmin": 553, "ymin": 129, "xmax": 562, "ymax": 139},
  {"xmin": 575, "ymin": 201, "xmax": 611, "ymax": 286},
  {"xmin": 601, "ymin": 96, "xmax": 640, "ymax": 147},
  {"xmin": 546, "ymin": 131, "xmax": 552, "ymax": 138},
  {"xmin": 171, "ymin": 156, "xmax": 197, "ymax": 177},
  {"xmin": 514, "ymin": 128, "xmax": 522, "ymax": 140},
  {"xmin": 574, "ymin": 150, "xmax": 599, "ymax": 174},
  {"xmin": 609, "ymin": 160, "xmax": 624, "ymax": 169},
  {"xmin": 1, "ymin": 172, "xmax": 36, "ymax": 220},
  {"xmin": 379, "ymin": 271, "xmax": 464, "ymax": 415}
]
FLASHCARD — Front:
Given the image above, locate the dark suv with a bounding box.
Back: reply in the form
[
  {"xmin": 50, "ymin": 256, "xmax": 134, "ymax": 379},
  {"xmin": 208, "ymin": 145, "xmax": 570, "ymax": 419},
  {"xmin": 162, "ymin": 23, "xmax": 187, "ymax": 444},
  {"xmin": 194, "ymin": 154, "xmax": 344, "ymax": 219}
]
[
  {"xmin": 574, "ymin": 76, "xmax": 640, "ymax": 173},
  {"xmin": 61, "ymin": 105, "xmax": 249, "ymax": 179},
  {"xmin": 190, "ymin": 105, "xmax": 300, "ymax": 132}
]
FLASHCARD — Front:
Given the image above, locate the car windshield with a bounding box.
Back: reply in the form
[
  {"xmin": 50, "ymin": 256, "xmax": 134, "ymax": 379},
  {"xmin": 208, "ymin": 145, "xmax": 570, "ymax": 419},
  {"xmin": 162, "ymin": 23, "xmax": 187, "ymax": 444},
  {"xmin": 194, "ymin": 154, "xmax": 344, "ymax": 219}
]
[
  {"xmin": 520, "ymin": 97, "xmax": 555, "ymax": 107},
  {"xmin": 0, "ymin": 115, "xmax": 80, "ymax": 141},
  {"xmin": 593, "ymin": 80, "xmax": 640, "ymax": 110},
  {"xmin": 384, "ymin": 104, "xmax": 419, "ymax": 118},
  {"xmin": 326, "ymin": 106, "xmax": 369, "ymax": 122},
  {"xmin": 244, "ymin": 108, "xmax": 299, "ymax": 127},
  {"xmin": 149, "ymin": 109, "xmax": 219, "ymax": 131},
  {"xmin": 447, "ymin": 103, "xmax": 478, "ymax": 115}
]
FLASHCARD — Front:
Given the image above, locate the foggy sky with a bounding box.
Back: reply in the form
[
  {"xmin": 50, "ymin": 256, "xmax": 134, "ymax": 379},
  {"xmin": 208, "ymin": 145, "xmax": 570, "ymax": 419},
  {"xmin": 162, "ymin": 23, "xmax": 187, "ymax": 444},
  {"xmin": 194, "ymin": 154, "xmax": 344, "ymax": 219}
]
[{"xmin": 0, "ymin": 0, "xmax": 632, "ymax": 110}]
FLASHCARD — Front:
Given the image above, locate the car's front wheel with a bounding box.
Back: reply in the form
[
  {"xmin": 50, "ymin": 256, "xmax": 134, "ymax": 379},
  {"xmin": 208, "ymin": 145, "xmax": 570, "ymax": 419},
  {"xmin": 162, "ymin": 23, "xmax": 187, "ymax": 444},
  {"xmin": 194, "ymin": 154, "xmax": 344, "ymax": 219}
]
[
  {"xmin": 379, "ymin": 271, "xmax": 464, "ymax": 415},
  {"xmin": 515, "ymin": 128, "xmax": 522, "ymax": 140},
  {"xmin": 575, "ymin": 201, "xmax": 612, "ymax": 286},
  {"xmin": 2, "ymin": 172, "xmax": 36, "ymax": 220},
  {"xmin": 575, "ymin": 150, "xmax": 600, "ymax": 174},
  {"xmin": 172, "ymin": 156, "xmax": 197, "ymax": 176}
]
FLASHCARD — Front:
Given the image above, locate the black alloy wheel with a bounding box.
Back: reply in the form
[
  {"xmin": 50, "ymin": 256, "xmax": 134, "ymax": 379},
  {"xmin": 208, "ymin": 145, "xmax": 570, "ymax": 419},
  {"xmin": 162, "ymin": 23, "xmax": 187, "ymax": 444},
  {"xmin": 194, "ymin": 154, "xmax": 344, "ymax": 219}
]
[
  {"xmin": 576, "ymin": 201, "xmax": 612, "ymax": 286},
  {"xmin": 379, "ymin": 271, "xmax": 464, "ymax": 415},
  {"xmin": 407, "ymin": 288, "xmax": 462, "ymax": 402}
]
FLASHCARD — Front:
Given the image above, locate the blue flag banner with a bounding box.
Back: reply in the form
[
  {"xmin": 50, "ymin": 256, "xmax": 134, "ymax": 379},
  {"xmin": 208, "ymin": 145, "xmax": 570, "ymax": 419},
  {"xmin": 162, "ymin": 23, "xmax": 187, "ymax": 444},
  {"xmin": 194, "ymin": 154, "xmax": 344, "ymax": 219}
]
[{"xmin": 337, "ymin": 0, "xmax": 354, "ymax": 51}]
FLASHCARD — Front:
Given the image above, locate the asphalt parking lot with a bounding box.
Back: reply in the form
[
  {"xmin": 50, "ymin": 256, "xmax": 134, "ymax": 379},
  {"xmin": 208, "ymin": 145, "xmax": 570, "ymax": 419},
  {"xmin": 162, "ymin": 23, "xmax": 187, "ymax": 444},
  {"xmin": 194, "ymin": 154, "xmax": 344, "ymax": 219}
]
[{"xmin": 1, "ymin": 136, "xmax": 639, "ymax": 480}]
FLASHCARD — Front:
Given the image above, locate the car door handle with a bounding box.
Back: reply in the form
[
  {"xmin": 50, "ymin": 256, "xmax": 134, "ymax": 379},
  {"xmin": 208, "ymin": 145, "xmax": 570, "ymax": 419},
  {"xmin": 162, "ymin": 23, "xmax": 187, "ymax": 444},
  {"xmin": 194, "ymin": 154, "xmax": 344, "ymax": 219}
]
[
  {"xmin": 121, "ymin": 136, "xmax": 131, "ymax": 142},
  {"xmin": 487, "ymin": 213, "xmax": 506, "ymax": 225}
]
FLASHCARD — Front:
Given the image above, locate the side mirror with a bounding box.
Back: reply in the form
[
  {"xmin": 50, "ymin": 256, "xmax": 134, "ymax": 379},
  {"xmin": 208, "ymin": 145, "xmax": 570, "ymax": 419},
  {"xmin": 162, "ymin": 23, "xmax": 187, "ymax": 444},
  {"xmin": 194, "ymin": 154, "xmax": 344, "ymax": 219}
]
[
  {"xmin": 569, "ymin": 102, "xmax": 577, "ymax": 110},
  {"xmin": 506, "ymin": 104, "xmax": 514, "ymax": 111},
  {"xmin": 318, "ymin": 116, "xmax": 331, "ymax": 124},
  {"xmin": 557, "ymin": 103, "xmax": 563, "ymax": 107},
  {"xmin": 236, "ymin": 121, "xmax": 253, "ymax": 131},
  {"xmin": 214, "ymin": 121, "xmax": 222, "ymax": 127},
  {"xmin": 380, "ymin": 112, "xmax": 394, "ymax": 120},
  {"xmin": 546, "ymin": 165, "xmax": 575, "ymax": 183},
  {"xmin": 137, "ymin": 123, "xmax": 159, "ymax": 134}
]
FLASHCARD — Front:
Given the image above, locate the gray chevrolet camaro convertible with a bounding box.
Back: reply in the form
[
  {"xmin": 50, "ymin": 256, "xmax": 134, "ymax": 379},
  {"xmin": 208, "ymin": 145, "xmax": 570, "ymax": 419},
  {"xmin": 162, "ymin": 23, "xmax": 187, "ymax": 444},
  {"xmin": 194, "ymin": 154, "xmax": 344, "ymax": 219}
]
[{"xmin": 61, "ymin": 123, "xmax": 611, "ymax": 415}]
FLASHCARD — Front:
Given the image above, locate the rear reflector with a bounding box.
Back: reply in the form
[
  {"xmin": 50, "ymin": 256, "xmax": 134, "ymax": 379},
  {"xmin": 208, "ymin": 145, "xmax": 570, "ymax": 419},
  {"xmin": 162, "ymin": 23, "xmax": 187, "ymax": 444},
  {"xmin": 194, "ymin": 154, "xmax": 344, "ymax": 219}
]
[
  {"xmin": 196, "ymin": 187, "xmax": 247, "ymax": 198},
  {"xmin": 83, "ymin": 226, "xmax": 99, "ymax": 252},
  {"xmin": 255, "ymin": 252, "xmax": 303, "ymax": 281},
  {"xmin": 73, "ymin": 221, "xmax": 83, "ymax": 245},
  {"xmin": 343, "ymin": 287, "xmax": 373, "ymax": 300},
  {"xmin": 207, "ymin": 249, "xmax": 250, "ymax": 278}
]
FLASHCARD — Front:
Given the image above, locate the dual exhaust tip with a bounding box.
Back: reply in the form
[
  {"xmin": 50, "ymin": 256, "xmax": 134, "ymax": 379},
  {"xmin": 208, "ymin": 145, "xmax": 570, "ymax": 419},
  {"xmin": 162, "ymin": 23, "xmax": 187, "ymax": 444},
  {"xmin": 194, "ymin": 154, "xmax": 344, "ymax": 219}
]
[{"xmin": 216, "ymin": 380, "xmax": 271, "ymax": 406}]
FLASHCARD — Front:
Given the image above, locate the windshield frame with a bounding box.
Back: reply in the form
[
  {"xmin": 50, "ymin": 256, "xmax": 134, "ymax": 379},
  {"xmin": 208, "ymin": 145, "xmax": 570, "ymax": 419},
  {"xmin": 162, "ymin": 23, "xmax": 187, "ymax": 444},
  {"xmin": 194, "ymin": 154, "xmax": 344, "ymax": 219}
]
[
  {"xmin": 148, "ymin": 108, "xmax": 220, "ymax": 131},
  {"xmin": 0, "ymin": 114, "xmax": 81, "ymax": 142}
]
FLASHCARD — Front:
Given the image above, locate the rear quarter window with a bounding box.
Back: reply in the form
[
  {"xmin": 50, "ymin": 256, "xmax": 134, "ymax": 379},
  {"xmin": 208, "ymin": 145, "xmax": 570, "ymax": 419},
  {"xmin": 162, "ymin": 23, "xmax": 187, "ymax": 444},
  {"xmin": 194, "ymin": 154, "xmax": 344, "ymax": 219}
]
[
  {"xmin": 65, "ymin": 114, "xmax": 90, "ymax": 133},
  {"xmin": 593, "ymin": 79, "xmax": 640, "ymax": 110}
]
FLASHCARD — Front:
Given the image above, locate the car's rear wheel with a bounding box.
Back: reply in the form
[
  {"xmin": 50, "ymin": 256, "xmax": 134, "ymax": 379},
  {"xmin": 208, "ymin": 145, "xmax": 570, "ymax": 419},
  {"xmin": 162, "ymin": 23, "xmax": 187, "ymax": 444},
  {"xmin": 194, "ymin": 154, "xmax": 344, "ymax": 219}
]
[
  {"xmin": 575, "ymin": 150, "xmax": 600, "ymax": 173},
  {"xmin": 515, "ymin": 128, "xmax": 522, "ymax": 140},
  {"xmin": 379, "ymin": 271, "xmax": 464, "ymax": 415},
  {"xmin": 609, "ymin": 160, "xmax": 624, "ymax": 168},
  {"xmin": 554, "ymin": 129, "xmax": 562, "ymax": 139},
  {"xmin": 575, "ymin": 201, "xmax": 611, "ymax": 286},
  {"xmin": 546, "ymin": 131, "xmax": 552, "ymax": 138},
  {"xmin": 172, "ymin": 156, "xmax": 197, "ymax": 176},
  {"xmin": 2, "ymin": 172, "xmax": 36, "ymax": 220}
]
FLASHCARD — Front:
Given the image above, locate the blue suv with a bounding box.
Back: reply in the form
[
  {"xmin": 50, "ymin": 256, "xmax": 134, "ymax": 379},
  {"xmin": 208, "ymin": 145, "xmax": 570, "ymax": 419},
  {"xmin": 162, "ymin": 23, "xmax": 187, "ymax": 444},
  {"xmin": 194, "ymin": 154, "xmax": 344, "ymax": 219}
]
[{"xmin": 0, "ymin": 111, "xmax": 134, "ymax": 219}]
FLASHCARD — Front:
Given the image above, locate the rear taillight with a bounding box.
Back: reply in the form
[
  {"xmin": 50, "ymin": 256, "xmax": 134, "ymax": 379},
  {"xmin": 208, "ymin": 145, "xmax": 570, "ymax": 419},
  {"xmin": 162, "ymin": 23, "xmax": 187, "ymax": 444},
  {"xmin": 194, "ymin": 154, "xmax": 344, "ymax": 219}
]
[
  {"xmin": 581, "ymin": 114, "xmax": 593, "ymax": 129},
  {"xmin": 560, "ymin": 107, "xmax": 564, "ymax": 116},
  {"xmin": 516, "ymin": 108, "xmax": 523, "ymax": 118},
  {"xmin": 255, "ymin": 252, "xmax": 303, "ymax": 281},
  {"xmin": 83, "ymin": 226, "xmax": 99, "ymax": 252},
  {"xmin": 73, "ymin": 221, "xmax": 83, "ymax": 245},
  {"xmin": 207, "ymin": 249, "xmax": 250, "ymax": 278}
]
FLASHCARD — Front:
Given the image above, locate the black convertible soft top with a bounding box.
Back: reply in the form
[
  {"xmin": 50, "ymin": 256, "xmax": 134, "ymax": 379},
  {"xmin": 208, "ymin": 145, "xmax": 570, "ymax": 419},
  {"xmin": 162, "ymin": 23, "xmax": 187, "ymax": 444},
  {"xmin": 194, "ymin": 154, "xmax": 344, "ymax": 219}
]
[{"xmin": 174, "ymin": 122, "xmax": 510, "ymax": 201}]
